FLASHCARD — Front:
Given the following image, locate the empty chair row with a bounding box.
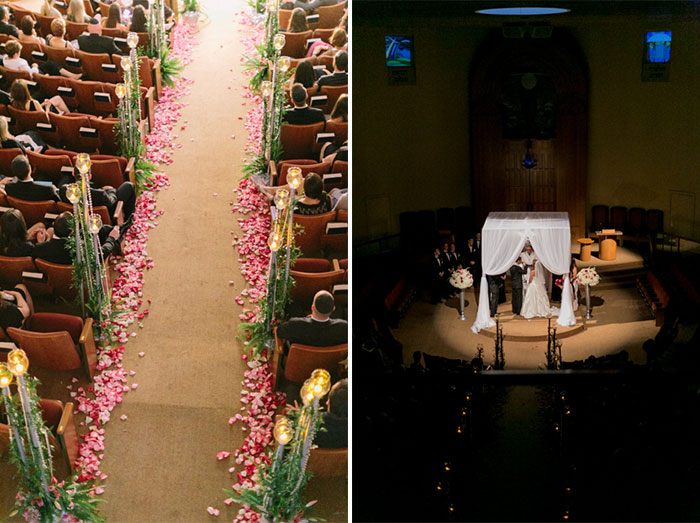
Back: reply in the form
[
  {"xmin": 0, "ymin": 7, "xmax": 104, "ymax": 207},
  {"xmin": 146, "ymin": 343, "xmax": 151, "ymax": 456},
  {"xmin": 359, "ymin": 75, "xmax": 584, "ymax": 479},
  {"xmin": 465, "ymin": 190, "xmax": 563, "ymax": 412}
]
[
  {"xmin": 272, "ymin": 157, "xmax": 347, "ymax": 190},
  {"xmin": 279, "ymin": 113, "xmax": 347, "ymax": 160},
  {"xmin": 295, "ymin": 208, "xmax": 348, "ymax": 259}
]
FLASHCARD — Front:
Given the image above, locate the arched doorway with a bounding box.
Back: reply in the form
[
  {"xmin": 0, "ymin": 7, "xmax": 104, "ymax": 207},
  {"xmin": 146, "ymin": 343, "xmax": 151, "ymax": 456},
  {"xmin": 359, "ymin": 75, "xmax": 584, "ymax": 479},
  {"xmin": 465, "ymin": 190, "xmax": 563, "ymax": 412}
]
[{"xmin": 470, "ymin": 29, "xmax": 588, "ymax": 239}]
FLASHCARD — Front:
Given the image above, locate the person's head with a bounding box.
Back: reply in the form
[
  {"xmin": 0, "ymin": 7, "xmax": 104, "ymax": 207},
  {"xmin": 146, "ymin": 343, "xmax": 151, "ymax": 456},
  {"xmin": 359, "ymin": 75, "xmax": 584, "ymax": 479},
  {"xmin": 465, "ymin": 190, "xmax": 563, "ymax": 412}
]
[
  {"xmin": 330, "ymin": 93, "xmax": 348, "ymax": 121},
  {"xmin": 475, "ymin": 232, "xmax": 481, "ymax": 241},
  {"xmin": 54, "ymin": 212, "xmax": 72, "ymax": 238},
  {"xmin": 0, "ymin": 6, "xmax": 9, "ymax": 22},
  {"xmin": 333, "ymin": 51, "xmax": 348, "ymax": 72},
  {"xmin": 311, "ymin": 290, "xmax": 335, "ymax": 320},
  {"xmin": 50, "ymin": 17, "xmax": 66, "ymax": 38},
  {"xmin": 450, "ymin": 242, "xmax": 456, "ymax": 252},
  {"xmin": 4, "ymin": 40, "xmax": 22, "ymax": 59},
  {"xmin": 105, "ymin": 3, "xmax": 122, "ymax": 27},
  {"xmin": 0, "ymin": 116, "xmax": 13, "ymax": 142},
  {"xmin": 11, "ymin": 155, "xmax": 31, "ymax": 180},
  {"xmin": 20, "ymin": 16, "xmax": 35, "ymax": 36},
  {"xmin": 293, "ymin": 59, "xmax": 315, "ymax": 89},
  {"xmin": 67, "ymin": 0, "xmax": 86, "ymax": 20},
  {"xmin": 329, "ymin": 27, "xmax": 347, "ymax": 49},
  {"xmin": 87, "ymin": 19, "xmax": 102, "ymax": 34},
  {"xmin": 434, "ymin": 247, "xmax": 440, "ymax": 257},
  {"xmin": 467, "ymin": 237, "xmax": 474, "ymax": 246},
  {"xmin": 287, "ymin": 7, "xmax": 308, "ymax": 32},
  {"xmin": 0, "ymin": 208, "xmax": 29, "ymax": 252},
  {"xmin": 327, "ymin": 378, "xmax": 348, "ymax": 418},
  {"xmin": 517, "ymin": 257, "xmax": 523, "ymax": 264},
  {"xmin": 290, "ymin": 82, "xmax": 307, "ymax": 107},
  {"xmin": 130, "ymin": 5, "xmax": 147, "ymax": 32},
  {"xmin": 10, "ymin": 79, "xmax": 31, "ymax": 109},
  {"xmin": 442, "ymin": 242, "xmax": 448, "ymax": 251},
  {"xmin": 525, "ymin": 243, "xmax": 533, "ymax": 253},
  {"xmin": 303, "ymin": 172, "xmax": 323, "ymax": 199}
]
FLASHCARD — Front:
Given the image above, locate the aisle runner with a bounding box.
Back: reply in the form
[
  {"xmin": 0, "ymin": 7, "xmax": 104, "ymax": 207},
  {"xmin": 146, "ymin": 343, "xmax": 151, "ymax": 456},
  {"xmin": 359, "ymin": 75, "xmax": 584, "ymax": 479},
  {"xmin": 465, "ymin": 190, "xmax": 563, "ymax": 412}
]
[
  {"xmin": 65, "ymin": 24, "xmax": 199, "ymax": 486},
  {"xmin": 213, "ymin": 10, "xmax": 285, "ymax": 522}
]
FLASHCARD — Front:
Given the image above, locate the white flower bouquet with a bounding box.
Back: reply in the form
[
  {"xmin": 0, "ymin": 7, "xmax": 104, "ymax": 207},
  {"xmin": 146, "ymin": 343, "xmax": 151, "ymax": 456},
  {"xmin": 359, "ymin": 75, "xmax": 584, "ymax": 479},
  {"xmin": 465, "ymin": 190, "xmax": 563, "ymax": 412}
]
[
  {"xmin": 449, "ymin": 268, "xmax": 474, "ymax": 289},
  {"xmin": 576, "ymin": 266, "xmax": 600, "ymax": 286}
]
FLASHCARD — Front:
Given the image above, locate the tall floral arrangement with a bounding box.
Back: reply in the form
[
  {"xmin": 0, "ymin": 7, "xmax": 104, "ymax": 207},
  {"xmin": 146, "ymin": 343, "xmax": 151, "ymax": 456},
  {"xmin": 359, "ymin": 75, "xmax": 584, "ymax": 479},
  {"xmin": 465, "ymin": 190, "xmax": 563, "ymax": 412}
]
[
  {"xmin": 449, "ymin": 268, "xmax": 474, "ymax": 289},
  {"xmin": 576, "ymin": 266, "xmax": 600, "ymax": 286}
]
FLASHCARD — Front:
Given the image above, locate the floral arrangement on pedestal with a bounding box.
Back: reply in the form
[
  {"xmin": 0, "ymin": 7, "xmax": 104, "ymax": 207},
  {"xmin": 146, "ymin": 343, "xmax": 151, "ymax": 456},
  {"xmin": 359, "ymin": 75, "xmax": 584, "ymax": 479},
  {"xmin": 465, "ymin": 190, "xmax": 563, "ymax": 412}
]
[
  {"xmin": 449, "ymin": 268, "xmax": 474, "ymax": 289},
  {"xmin": 576, "ymin": 266, "xmax": 600, "ymax": 286}
]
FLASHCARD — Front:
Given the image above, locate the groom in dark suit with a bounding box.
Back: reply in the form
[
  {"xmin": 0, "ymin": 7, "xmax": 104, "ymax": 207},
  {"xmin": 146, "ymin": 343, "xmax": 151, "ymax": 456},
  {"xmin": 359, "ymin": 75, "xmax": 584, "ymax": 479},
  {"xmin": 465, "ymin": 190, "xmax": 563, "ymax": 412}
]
[
  {"xmin": 487, "ymin": 273, "xmax": 506, "ymax": 317},
  {"xmin": 510, "ymin": 258, "xmax": 527, "ymax": 315}
]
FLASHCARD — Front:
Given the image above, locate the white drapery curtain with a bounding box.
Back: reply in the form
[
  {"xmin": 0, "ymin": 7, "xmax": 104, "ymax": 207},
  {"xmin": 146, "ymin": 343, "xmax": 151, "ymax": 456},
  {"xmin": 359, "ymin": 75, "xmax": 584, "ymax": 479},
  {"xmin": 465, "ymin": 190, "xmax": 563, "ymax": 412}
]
[{"xmin": 471, "ymin": 212, "xmax": 577, "ymax": 333}]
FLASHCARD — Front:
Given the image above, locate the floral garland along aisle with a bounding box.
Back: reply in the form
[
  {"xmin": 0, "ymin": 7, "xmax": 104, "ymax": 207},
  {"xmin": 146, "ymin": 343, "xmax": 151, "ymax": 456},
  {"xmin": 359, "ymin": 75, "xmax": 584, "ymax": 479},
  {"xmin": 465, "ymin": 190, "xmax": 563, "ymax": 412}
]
[{"xmin": 67, "ymin": 23, "xmax": 199, "ymax": 487}]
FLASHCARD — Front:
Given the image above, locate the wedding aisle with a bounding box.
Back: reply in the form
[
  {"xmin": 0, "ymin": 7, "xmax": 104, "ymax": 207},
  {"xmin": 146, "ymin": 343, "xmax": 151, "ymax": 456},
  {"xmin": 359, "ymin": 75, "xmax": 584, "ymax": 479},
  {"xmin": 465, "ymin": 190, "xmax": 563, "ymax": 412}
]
[{"xmin": 96, "ymin": 2, "xmax": 253, "ymax": 520}]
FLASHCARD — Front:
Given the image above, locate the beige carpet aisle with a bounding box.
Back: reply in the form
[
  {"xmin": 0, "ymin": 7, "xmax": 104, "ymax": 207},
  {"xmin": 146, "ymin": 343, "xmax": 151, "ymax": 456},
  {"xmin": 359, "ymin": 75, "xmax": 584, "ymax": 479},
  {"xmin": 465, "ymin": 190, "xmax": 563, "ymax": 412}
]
[{"xmin": 96, "ymin": 2, "xmax": 251, "ymax": 521}]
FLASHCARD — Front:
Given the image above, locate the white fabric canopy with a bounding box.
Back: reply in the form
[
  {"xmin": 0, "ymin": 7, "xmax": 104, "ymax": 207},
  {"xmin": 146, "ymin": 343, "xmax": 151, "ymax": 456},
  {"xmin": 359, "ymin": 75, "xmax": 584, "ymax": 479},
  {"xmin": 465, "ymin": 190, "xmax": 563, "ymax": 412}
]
[{"xmin": 471, "ymin": 212, "xmax": 577, "ymax": 333}]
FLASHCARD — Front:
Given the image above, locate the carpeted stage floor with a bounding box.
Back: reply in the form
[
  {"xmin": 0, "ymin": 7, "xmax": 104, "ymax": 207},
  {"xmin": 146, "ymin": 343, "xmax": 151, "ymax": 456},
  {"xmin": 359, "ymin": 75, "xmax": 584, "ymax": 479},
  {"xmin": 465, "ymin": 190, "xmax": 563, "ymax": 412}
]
[
  {"xmin": 0, "ymin": 1, "xmax": 347, "ymax": 521},
  {"xmin": 396, "ymin": 245, "xmax": 659, "ymax": 369}
]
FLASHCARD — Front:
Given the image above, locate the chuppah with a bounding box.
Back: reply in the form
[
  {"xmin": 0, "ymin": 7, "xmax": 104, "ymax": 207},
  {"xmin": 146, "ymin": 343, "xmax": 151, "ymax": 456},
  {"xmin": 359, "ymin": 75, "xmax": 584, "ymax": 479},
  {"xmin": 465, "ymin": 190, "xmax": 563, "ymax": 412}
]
[{"xmin": 472, "ymin": 212, "xmax": 578, "ymax": 333}]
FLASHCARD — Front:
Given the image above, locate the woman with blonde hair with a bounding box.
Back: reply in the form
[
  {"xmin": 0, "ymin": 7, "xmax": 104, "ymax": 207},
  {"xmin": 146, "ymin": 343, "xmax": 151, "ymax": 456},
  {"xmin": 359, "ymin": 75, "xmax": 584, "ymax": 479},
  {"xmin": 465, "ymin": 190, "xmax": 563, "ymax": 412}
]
[
  {"xmin": 307, "ymin": 27, "xmax": 347, "ymax": 58},
  {"xmin": 0, "ymin": 115, "xmax": 46, "ymax": 152},
  {"xmin": 40, "ymin": 0, "xmax": 62, "ymax": 18},
  {"xmin": 287, "ymin": 7, "xmax": 308, "ymax": 33},
  {"xmin": 46, "ymin": 18, "xmax": 76, "ymax": 49},
  {"xmin": 66, "ymin": 0, "xmax": 90, "ymax": 23},
  {"xmin": 10, "ymin": 78, "xmax": 71, "ymax": 116}
]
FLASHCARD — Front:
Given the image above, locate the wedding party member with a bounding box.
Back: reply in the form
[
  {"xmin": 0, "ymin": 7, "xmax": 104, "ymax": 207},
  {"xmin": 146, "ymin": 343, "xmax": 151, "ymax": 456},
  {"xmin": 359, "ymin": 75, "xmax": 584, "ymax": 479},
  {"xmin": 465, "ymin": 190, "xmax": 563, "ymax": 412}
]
[
  {"xmin": 447, "ymin": 242, "xmax": 461, "ymax": 271},
  {"xmin": 431, "ymin": 247, "xmax": 451, "ymax": 303},
  {"xmin": 465, "ymin": 236, "xmax": 481, "ymax": 282},
  {"xmin": 510, "ymin": 258, "xmax": 527, "ymax": 315},
  {"xmin": 520, "ymin": 242, "xmax": 537, "ymax": 289},
  {"xmin": 520, "ymin": 260, "xmax": 555, "ymax": 319},
  {"xmin": 314, "ymin": 378, "xmax": 348, "ymax": 449},
  {"xmin": 487, "ymin": 273, "xmax": 506, "ymax": 317}
]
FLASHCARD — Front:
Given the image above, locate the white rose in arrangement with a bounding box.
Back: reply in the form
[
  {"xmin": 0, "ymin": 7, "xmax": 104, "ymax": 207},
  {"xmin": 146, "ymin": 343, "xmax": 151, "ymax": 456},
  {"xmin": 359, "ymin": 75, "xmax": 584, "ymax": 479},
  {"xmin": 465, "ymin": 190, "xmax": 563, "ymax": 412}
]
[
  {"xmin": 576, "ymin": 266, "xmax": 600, "ymax": 286},
  {"xmin": 449, "ymin": 268, "xmax": 474, "ymax": 289}
]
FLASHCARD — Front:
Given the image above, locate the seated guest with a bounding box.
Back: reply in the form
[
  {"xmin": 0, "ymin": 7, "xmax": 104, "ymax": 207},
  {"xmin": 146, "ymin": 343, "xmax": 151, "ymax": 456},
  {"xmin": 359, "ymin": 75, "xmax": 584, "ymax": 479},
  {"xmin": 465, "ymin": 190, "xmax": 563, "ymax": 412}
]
[
  {"xmin": 283, "ymin": 0, "xmax": 340, "ymax": 14},
  {"xmin": 329, "ymin": 93, "xmax": 347, "ymax": 122},
  {"xmin": 10, "ymin": 78, "xmax": 71, "ymax": 117},
  {"xmin": 0, "ymin": 155, "xmax": 59, "ymax": 201},
  {"xmin": 129, "ymin": 5, "xmax": 148, "ymax": 33},
  {"xmin": 132, "ymin": 0, "xmax": 174, "ymax": 23},
  {"xmin": 316, "ymin": 51, "xmax": 348, "ymax": 88},
  {"xmin": 4, "ymin": 41, "xmax": 82, "ymax": 83},
  {"xmin": 0, "ymin": 208, "xmax": 51, "ymax": 257},
  {"xmin": 283, "ymin": 83, "xmax": 325, "ymax": 125},
  {"xmin": 59, "ymin": 166, "xmax": 136, "ymax": 221},
  {"xmin": 0, "ymin": 115, "xmax": 47, "ymax": 153},
  {"xmin": 0, "ymin": 6, "xmax": 19, "ymax": 37},
  {"xmin": 46, "ymin": 18, "xmax": 77, "ymax": 49},
  {"xmin": 320, "ymin": 139, "xmax": 347, "ymax": 163},
  {"xmin": 40, "ymin": 0, "xmax": 62, "ymax": 18},
  {"xmin": 101, "ymin": 4, "xmax": 128, "ymax": 31},
  {"xmin": 277, "ymin": 290, "xmax": 348, "ymax": 347},
  {"xmin": 66, "ymin": 0, "xmax": 91, "ymax": 23},
  {"xmin": 287, "ymin": 7, "xmax": 309, "ymax": 33},
  {"xmin": 287, "ymin": 59, "xmax": 320, "ymax": 90},
  {"xmin": 308, "ymin": 27, "xmax": 347, "ymax": 58},
  {"xmin": 33, "ymin": 211, "xmax": 122, "ymax": 264},
  {"xmin": 294, "ymin": 172, "xmax": 332, "ymax": 215},
  {"xmin": 19, "ymin": 16, "xmax": 46, "ymax": 45},
  {"xmin": 314, "ymin": 378, "xmax": 348, "ymax": 448},
  {"xmin": 0, "ymin": 283, "xmax": 34, "ymax": 337},
  {"xmin": 78, "ymin": 20, "xmax": 124, "ymax": 55}
]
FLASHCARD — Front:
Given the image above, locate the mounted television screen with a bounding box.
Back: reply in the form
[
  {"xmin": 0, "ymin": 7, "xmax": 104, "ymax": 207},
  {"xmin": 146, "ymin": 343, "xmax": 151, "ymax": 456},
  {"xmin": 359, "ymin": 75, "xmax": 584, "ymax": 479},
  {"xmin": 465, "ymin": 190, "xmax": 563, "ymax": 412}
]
[
  {"xmin": 385, "ymin": 36, "xmax": 413, "ymax": 67},
  {"xmin": 645, "ymin": 31, "xmax": 671, "ymax": 63}
]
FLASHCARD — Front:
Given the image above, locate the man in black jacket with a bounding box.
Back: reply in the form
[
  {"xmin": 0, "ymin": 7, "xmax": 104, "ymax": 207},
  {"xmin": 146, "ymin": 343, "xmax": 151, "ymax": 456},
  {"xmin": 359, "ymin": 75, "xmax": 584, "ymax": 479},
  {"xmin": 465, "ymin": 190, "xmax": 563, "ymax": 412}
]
[
  {"xmin": 317, "ymin": 52, "xmax": 348, "ymax": 88},
  {"xmin": 283, "ymin": 83, "xmax": 326, "ymax": 125},
  {"xmin": 277, "ymin": 291, "xmax": 347, "ymax": 348},
  {"xmin": 314, "ymin": 378, "xmax": 348, "ymax": 449},
  {"xmin": 33, "ymin": 211, "xmax": 121, "ymax": 264},
  {"xmin": 77, "ymin": 20, "xmax": 124, "ymax": 56},
  {"xmin": 0, "ymin": 7, "xmax": 19, "ymax": 38},
  {"xmin": 59, "ymin": 167, "xmax": 136, "ymax": 221},
  {"xmin": 510, "ymin": 258, "xmax": 528, "ymax": 315},
  {"xmin": 0, "ymin": 155, "xmax": 59, "ymax": 201}
]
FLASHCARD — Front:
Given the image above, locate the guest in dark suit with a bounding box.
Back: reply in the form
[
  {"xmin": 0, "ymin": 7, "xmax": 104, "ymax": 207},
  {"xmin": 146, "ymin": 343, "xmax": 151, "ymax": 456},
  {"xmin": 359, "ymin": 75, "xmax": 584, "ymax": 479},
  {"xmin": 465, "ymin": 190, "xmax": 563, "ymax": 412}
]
[
  {"xmin": 277, "ymin": 291, "xmax": 348, "ymax": 348},
  {"xmin": 59, "ymin": 167, "xmax": 136, "ymax": 221},
  {"xmin": 510, "ymin": 258, "xmax": 527, "ymax": 315},
  {"xmin": 0, "ymin": 155, "xmax": 59, "ymax": 202},
  {"xmin": 77, "ymin": 20, "xmax": 124, "ymax": 56},
  {"xmin": 465, "ymin": 237, "xmax": 481, "ymax": 282},
  {"xmin": 487, "ymin": 273, "xmax": 506, "ymax": 317},
  {"xmin": 33, "ymin": 211, "xmax": 121, "ymax": 264},
  {"xmin": 448, "ymin": 242, "xmax": 461, "ymax": 271},
  {"xmin": 283, "ymin": 83, "xmax": 326, "ymax": 125},
  {"xmin": 0, "ymin": 7, "xmax": 19, "ymax": 38},
  {"xmin": 317, "ymin": 52, "xmax": 348, "ymax": 88},
  {"xmin": 314, "ymin": 378, "xmax": 348, "ymax": 449}
]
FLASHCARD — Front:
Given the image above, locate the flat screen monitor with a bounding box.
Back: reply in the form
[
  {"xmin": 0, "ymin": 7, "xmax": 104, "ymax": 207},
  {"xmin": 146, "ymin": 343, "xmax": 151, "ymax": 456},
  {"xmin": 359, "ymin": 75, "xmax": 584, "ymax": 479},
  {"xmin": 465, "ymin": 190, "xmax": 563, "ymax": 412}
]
[{"xmin": 385, "ymin": 35, "xmax": 413, "ymax": 67}]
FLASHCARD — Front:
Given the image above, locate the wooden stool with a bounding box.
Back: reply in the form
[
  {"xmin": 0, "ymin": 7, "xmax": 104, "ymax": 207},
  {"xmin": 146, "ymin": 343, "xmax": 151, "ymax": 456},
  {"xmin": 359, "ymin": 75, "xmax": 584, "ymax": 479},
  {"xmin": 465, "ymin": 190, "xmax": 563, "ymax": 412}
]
[
  {"xmin": 577, "ymin": 238, "xmax": 594, "ymax": 262},
  {"xmin": 599, "ymin": 238, "xmax": 617, "ymax": 261}
]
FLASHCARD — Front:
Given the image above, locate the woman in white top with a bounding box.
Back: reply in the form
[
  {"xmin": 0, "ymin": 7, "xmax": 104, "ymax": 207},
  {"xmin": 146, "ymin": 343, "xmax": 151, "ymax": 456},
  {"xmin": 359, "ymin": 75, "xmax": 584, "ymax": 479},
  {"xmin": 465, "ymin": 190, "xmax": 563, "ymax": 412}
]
[{"xmin": 3, "ymin": 40, "xmax": 81, "ymax": 80}]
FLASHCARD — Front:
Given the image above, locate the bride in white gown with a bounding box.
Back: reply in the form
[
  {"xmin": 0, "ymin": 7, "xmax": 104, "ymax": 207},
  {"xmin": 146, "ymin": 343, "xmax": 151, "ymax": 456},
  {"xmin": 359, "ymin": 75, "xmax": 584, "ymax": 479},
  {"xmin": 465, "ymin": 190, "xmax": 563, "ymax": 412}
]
[{"xmin": 520, "ymin": 260, "xmax": 557, "ymax": 319}]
